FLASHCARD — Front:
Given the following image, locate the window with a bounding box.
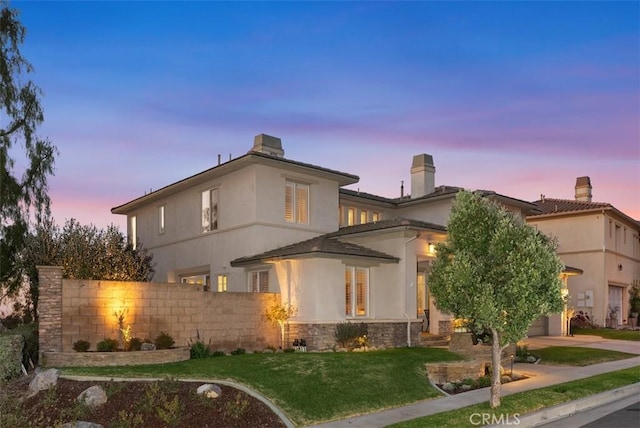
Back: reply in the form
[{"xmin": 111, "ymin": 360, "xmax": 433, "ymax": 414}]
[
  {"xmin": 345, "ymin": 266, "xmax": 368, "ymax": 316},
  {"xmin": 360, "ymin": 209, "xmax": 368, "ymax": 224},
  {"xmin": 347, "ymin": 208, "xmax": 356, "ymax": 226},
  {"xmin": 158, "ymin": 205, "xmax": 165, "ymax": 234},
  {"xmin": 250, "ymin": 270, "xmax": 269, "ymax": 292},
  {"xmin": 217, "ymin": 274, "xmax": 228, "ymax": 292},
  {"xmin": 181, "ymin": 274, "xmax": 211, "ymax": 291},
  {"xmin": 372, "ymin": 212, "xmax": 380, "ymax": 222},
  {"xmin": 202, "ymin": 188, "xmax": 219, "ymax": 232},
  {"xmin": 129, "ymin": 215, "xmax": 137, "ymax": 250},
  {"xmin": 285, "ymin": 181, "xmax": 309, "ymax": 224}
]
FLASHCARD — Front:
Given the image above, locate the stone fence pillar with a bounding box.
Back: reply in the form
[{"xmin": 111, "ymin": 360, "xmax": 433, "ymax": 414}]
[{"xmin": 37, "ymin": 266, "xmax": 64, "ymax": 358}]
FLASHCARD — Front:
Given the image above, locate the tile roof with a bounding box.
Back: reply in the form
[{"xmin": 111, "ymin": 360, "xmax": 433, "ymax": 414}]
[
  {"xmin": 230, "ymin": 217, "xmax": 445, "ymax": 267},
  {"xmin": 530, "ymin": 198, "xmax": 612, "ymax": 215},
  {"xmin": 230, "ymin": 235, "xmax": 399, "ymax": 267},
  {"xmin": 328, "ymin": 217, "xmax": 447, "ymax": 237}
]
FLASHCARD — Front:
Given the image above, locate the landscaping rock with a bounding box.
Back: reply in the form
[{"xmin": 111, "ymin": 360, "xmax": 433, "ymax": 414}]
[
  {"xmin": 29, "ymin": 368, "xmax": 59, "ymax": 393},
  {"xmin": 197, "ymin": 383, "xmax": 222, "ymax": 399},
  {"xmin": 61, "ymin": 422, "xmax": 104, "ymax": 428},
  {"xmin": 526, "ymin": 355, "xmax": 537, "ymax": 363},
  {"xmin": 442, "ymin": 382, "xmax": 455, "ymax": 393},
  {"xmin": 77, "ymin": 385, "xmax": 108, "ymax": 407},
  {"xmin": 141, "ymin": 342, "xmax": 156, "ymax": 351},
  {"xmin": 460, "ymin": 384, "xmax": 472, "ymax": 392},
  {"xmin": 501, "ymin": 376, "xmax": 511, "ymax": 383}
]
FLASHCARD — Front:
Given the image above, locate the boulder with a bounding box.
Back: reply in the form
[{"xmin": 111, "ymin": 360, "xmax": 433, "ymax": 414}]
[
  {"xmin": 29, "ymin": 368, "xmax": 59, "ymax": 393},
  {"xmin": 77, "ymin": 385, "xmax": 108, "ymax": 407},
  {"xmin": 141, "ymin": 342, "xmax": 156, "ymax": 351},
  {"xmin": 197, "ymin": 383, "xmax": 222, "ymax": 399}
]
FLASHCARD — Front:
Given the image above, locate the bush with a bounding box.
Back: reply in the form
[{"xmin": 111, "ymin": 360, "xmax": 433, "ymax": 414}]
[
  {"xmin": 335, "ymin": 322, "xmax": 368, "ymax": 349},
  {"xmin": 96, "ymin": 338, "xmax": 119, "ymax": 352},
  {"xmin": 154, "ymin": 332, "xmax": 175, "ymax": 350},
  {"xmin": 0, "ymin": 335, "xmax": 23, "ymax": 381},
  {"xmin": 571, "ymin": 311, "xmax": 593, "ymax": 329},
  {"xmin": 230, "ymin": 348, "xmax": 246, "ymax": 355},
  {"xmin": 72, "ymin": 340, "xmax": 91, "ymax": 352},
  {"xmin": 212, "ymin": 351, "xmax": 225, "ymax": 357},
  {"xmin": 7, "ymin": 323, "xmax": 38, "ymax": 368},
  {"xmin": 190, "ymin": 341, "xmax": 211, "ymax": 359},
  {"xmin": 129, "ymin": 337, "xmax": 143, "ymax": 351}
]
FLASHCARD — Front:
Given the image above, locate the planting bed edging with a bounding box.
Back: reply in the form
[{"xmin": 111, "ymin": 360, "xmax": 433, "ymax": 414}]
[{"xmin": 42, "ymin": 347, "xmax": 190, "ymax": 367}]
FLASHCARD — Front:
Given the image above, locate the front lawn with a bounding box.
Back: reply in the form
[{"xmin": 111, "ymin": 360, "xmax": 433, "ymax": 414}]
[
  {"xmin": 62, "ymin": 347, "xmax": 462, "ymax": 425},
  {"xmin": 572, "ymin": 327, "xmax": 640, "ymax": 341},
  {"xmin": 535, "ymin": 346, "xmax": 637, "ymax": 366},
  {"xmin": 390, "ymin": 366, "xmax": 640, "ymax": 428}
]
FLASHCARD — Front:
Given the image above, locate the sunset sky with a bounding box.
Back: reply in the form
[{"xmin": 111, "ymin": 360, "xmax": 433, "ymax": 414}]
[{"xmin": 13, "ymin": 1, "xmax": 640, "ymax": 229}]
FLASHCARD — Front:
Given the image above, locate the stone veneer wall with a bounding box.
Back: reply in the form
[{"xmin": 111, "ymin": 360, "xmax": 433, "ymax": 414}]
[
  {"xmin": 286, "ymin": 320, "xmax": 423, "ymax": 351},
  {"xmin": 37, "ymin": 266, "xmax": 280, "ymax": 356}
]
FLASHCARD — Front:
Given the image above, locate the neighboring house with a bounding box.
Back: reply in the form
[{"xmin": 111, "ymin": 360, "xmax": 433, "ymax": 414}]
[
  {"xmin": 111, "ymin": 134, "xmax": 543, "ymax": 349},
  {"xmin": 527, "ymin": 177, "xmax": 640, "ymax": 329}
]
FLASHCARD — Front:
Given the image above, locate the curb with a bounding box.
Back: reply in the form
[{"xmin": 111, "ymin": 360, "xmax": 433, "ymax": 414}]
[
  {"xmin": 61, "ymin": 375, "xmax": 296, "ymax": 428},
  {"xmin": 487, "ymin": 382, "xmax": 640, "ymax": 427}
]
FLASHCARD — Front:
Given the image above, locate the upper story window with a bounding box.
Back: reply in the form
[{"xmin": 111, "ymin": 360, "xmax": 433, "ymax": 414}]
[
  {"xmin": 347, "ymin": 208, "xmax": 356, "ymax": 226},
  {"xmin": 250, "ymin": 270, "xmax": 269, "ymax": 292},
  {"xmin": 360, "ymin": 209, "xmax": 368, "ymax": 224},
  {"xmin": 158, "ymin": 205, "xmax": 165, "ymax": 234},
  {"xmin": 202, "ymin": 188, "xmax": 219, "ymax": 232},
  {"xmin": 129, "ymin": 215, "xmax": 137, "ymax": 250},
  {"xmin": 345, "ymin": 266, "xmax": 369, "ymax": 317},
  {"xmin": 285, "ymin": 181, "xmax": 309, "ymax": 224}
]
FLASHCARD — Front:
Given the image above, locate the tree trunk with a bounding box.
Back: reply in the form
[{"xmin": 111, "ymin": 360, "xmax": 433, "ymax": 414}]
[{"xmin": 490, "ymin": 328, "xmax": 502, "ymax": 408}]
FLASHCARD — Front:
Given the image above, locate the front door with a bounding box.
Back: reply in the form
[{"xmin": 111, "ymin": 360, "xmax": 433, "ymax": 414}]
[
  {"xmin": 608, "ymin": 285, "xmax": 623, "ymax": 326},
  {"xmin": 417, "ymin": 270, "xmax": 430, "ymax": 332}
]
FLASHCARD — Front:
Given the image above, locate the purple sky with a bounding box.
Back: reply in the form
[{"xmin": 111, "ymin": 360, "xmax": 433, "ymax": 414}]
[{"xmin": 14, "ymin": 1, "xmax": 640, "ymax": 229}]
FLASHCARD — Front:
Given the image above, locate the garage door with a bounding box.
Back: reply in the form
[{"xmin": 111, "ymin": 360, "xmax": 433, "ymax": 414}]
[{"xmin": 528, "ymin": 316, "xmax": 548, "ymax": 336}]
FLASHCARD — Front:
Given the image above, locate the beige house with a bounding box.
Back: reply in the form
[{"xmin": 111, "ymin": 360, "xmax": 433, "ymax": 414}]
[
  {"xmin": 527, "ymin": 177, "xmax": 640, "ymax": 329},
  {"xmin": 112, "ymin": 134, "xmax": 545, "ymax": 349}
]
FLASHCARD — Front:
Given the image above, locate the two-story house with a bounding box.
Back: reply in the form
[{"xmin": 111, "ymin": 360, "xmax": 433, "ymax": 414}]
[
  {"xmin": 528, "ymin": 177, "xmax": 640, "ymax": 329},
  {"xmin": 112, "ymin": 134, "xmax": 544, "ymax": 349}
]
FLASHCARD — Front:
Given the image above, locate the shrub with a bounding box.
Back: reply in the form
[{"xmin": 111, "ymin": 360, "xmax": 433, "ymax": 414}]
[
  {"xmin": 190, "ymin": 341, "xmax": 211, "ymax": 359},
  {"xmin": 97, "ymin": 338, "xmax": 119, "ymax": 352},
  {"xmin": 129, "ymin": 337, "xmax": 143, "ymax": 351},
  {"xmin": 335, "ymin": 322, "xmax": 368, "ymax": 349},
  {"xmin": 154, "ymin": 332, "xmax": 175, "ymax": 350},
  {"xmin": 230, "ymin": 348, "xmax": 246, "ymax": 355},
  {"xmin": 212, "ymin": 351, "xmax": 225, "ymax": 357},
  {"xmin": 72, "ymin": 340, "xmax": 91, "ymax": 352},
  {"xmin": 571, "ymin": 311, "xmax": 593, "ymax": 329}
]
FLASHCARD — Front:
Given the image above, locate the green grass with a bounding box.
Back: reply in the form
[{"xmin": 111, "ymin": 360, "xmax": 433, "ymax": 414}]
[
  {"xmin": 390, "ymin": 366, "xmax": 640, "ymax": 428},
  {"xmin": 572, "ymin": 327, "xmax": 640, "ymax": 341},
  {"xmin": 62, "ymin": 347, "xmax": 462, "ymax": 425},
  {"xmin": 535, "ymin": 346, "xmax": 637, "ymax": 366}
]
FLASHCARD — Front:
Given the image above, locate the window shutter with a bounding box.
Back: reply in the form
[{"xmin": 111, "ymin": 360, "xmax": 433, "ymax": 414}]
[
  {"xmin": 356, "ymin": 268, "xmax": 367, "ymax": 316},
  {"xmin": 202, "ymin": 190, "xmax": 211, "ymax": 232},
  {"xmin": 345, "ymin": 268, "xmax": 353, "ymax": 316},
  {"xmin": 285, "ymin": 182, "xmax": 294, "ymax": 222},
  {"xmin": 296, "ymin": 185, "xmax": 309, "ymax": 224}
]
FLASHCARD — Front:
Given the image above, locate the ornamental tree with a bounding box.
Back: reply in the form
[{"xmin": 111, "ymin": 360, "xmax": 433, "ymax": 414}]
[
  {"xmin": 429, "ymin": 190, "xmax": 564, "ymax": 408},
  {"xmin": 1, "ymin": 2, "xmax": 57, "ymax": 299}
]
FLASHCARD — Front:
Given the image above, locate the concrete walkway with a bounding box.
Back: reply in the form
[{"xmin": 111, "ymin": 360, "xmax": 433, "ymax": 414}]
[{"xmin": 306, "ymin": 335, "xmax": 640, "ymax": 428}]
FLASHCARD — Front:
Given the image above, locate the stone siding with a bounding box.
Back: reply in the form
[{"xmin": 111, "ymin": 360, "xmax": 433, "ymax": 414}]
[
  {"xmin": 426, "ymin": 360, "xmax": 488, "ymax": 384},
  {"xmin": 287, "ymin": 320, "xmax": 422, "ymax": 351},
  {"xmin": 38, "ymin": 266, "xmax": 64, "ymax": 354}
]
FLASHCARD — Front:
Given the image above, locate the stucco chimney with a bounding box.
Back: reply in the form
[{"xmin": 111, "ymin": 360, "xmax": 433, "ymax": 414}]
[
  {"xmin": 410, "ymin": 154, "xmax": 435, "ymax": 198},
  {"xmin": 575, "ymin": 176, "xmax": 592, "ymax": 202},
  {"xmin": 251, "ymin": 134, "xmax": 284, "ymax": 158}
]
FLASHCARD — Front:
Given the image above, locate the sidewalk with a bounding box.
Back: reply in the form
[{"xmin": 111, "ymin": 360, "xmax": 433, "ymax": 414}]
[{"xmin": 306, "ymin": 336, "xmax": 640, "ymax": 428}]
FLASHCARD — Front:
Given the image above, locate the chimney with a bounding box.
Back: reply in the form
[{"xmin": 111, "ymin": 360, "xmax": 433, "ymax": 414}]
[
  {"xmin": 575, "ymin": 176, "xmax": 592, "ymax": 202},
  {"xmin": 410, "ymin": 154, "xmax": 435, "ymax": 198},
  {"xmin": 251, "ymin": 133, "xmax": 284, "ymax": 158}
]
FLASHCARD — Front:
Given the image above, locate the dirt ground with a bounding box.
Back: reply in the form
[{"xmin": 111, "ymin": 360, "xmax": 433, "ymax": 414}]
[{"xmin": 2, "ymin": 375, "xmax": 287, "ymax": 427}]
